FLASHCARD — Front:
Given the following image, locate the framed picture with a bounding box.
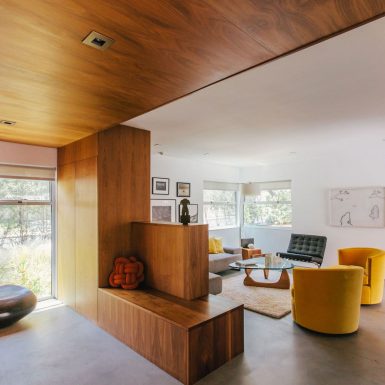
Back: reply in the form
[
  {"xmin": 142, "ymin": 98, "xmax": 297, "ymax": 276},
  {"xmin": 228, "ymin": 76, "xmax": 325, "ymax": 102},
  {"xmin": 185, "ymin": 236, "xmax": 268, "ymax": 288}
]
[
  {"xmin": 152, "ymin": 177, "xmax": 169, "ymax": 195},
  {"xmin": 176, "ymin": 182, "xmax": 191, "ymax": 197},
  {"xmin": 179, "ymin": 203, "xmax": 198, "ymax": 223},
  {"xmin": 329, "ymin": 187, "xmax": 385, "ymax": 228},
  {"xmin": 151, "ymin": 199, "xmax": 176, "ymax": 222}
]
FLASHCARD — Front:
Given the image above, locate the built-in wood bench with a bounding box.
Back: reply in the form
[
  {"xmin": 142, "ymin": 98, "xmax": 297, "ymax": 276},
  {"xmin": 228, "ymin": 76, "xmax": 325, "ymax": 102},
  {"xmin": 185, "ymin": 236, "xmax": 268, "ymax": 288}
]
[{"xmin": 98, "ymin": 288, "xmax": 244, "ymax": 385}]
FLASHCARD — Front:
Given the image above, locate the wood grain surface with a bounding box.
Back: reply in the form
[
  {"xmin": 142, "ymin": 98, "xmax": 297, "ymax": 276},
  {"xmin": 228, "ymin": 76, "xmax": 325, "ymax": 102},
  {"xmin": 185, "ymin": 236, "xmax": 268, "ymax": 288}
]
[
  {"xmin": 242, "ymin": 248, "xmax": 262, "ymax": 260},
  {"xmin": 132, "ymin": 222, "xmax": 208, "ymax": 300},
  {"xmin": 99, "ymin": 287, "xmax": 240, "ymax": 330},
  {"xmin": 1, "ymin": 1, "xmax": 384, "ymax": 147},
  {"xmin": 98, "ymin": 288, "xmax": 244, "ymax": 384},
  {"xmin": 98, "ymin": 125, "xmax": 150, "ymax": 287},
  {"xmin": 74, "ymin": 156, "xmax": 98, "ymax": 322},
  {"xmin": 57, "ymin": 162, "xmax": 76, "ymax": 309},
  {"xmin": 57, "ymin": 135, "xmax": 99, "ymax": 322},
  {"xmin": 206, "ymin": 0, "xmax": 385, "ymax": 54},
  {"xmin": 98, "ymin": 288, "xmax": 187, "ymax": 383},
  {"xmin": 57, "ymin": 125, "xmax": 150, "ymax": 321}
]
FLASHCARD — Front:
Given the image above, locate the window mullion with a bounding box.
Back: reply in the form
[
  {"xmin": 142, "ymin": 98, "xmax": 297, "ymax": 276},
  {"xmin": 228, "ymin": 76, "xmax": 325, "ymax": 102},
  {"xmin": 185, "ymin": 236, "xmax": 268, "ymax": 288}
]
[{"xmin": 0, "ymin": 201, "xmax": 51, "ymax": 205}]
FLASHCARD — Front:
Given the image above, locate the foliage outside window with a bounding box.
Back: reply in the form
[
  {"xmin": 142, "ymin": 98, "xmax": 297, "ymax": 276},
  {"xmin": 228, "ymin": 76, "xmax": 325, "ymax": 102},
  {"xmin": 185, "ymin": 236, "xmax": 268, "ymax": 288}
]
[
  {"xmin": 243, "ymin": 188, "xmax": 292, "ymax": 227},
  {"xmin": 203, "ymin": 189, "xmax": 238, "ymax": 229},
  {"xmin": 0, "ymin": 178, "xmax": 53, "ymax": 299}
]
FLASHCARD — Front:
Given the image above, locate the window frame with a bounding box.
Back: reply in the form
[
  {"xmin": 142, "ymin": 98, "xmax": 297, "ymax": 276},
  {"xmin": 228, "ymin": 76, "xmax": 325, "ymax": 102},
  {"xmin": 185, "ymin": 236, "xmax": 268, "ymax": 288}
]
[
  {"xmin": 203, "ymin": 188, "xmax": 239, "ymax": 230},
  {"xmin": 243, "ymin": 186, "xmax": 292, "ymax": 229},
  {"xmin": 0, "ymin": 177, "xmax": 56, "ymax": 300}
]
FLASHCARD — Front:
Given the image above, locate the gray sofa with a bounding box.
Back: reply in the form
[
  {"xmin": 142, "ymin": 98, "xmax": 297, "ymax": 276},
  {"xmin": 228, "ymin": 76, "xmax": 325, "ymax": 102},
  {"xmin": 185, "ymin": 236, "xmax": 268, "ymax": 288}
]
[
  {"xmin": 209, "ymin": 246, "xmax": 242, "ymax": 274},
  {"xmin": 209, "ymin": 272, "xmax": 222, "ymax": 295}
]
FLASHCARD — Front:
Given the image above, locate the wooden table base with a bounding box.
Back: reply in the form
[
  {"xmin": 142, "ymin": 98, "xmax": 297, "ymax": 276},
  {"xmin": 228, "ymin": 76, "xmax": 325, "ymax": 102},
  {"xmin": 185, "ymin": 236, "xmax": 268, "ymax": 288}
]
[{"xmin": 244, "ymin": 268, "xmax": 290, "ymax": 289}]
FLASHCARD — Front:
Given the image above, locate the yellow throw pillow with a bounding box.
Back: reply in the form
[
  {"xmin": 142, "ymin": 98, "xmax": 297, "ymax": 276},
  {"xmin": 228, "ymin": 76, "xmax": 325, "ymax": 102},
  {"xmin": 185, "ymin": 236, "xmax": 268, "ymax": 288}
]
[
  {"xmin": 214, "ymin": 238, "xmax": 224, "ymax": 253},
  {"xmin": 208, "ymin": 237, "xmax": 217, "ymax": 254}
]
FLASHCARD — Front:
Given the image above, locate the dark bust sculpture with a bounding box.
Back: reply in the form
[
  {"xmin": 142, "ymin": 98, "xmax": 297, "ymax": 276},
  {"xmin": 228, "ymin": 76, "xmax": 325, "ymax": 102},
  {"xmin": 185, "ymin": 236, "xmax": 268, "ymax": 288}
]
[{"xmin": 180, "ymin": 198, "xmax": 191, "ymax": 225}]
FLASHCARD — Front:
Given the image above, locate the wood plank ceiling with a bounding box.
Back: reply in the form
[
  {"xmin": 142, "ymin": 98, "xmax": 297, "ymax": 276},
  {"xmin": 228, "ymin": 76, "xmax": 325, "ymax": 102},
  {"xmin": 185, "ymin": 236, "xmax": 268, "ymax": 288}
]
[{"xmin": 1, "ymin": 0, "xmax": 384, "ymax": 147}]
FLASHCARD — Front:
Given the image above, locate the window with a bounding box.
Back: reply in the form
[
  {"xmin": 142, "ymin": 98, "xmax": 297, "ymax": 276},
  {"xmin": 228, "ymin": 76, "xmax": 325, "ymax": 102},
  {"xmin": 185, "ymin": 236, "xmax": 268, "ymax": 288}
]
[
  {"xmin": 243, "ymin": 181, "xmax": 292, "ymax": 227},
  {"xmin": 203, "ymin": 182, "xmax": 239, "ymax": 229},
  {"xmin": 0, "ymin": 166, "xmax": 55, "ymax": 300}
]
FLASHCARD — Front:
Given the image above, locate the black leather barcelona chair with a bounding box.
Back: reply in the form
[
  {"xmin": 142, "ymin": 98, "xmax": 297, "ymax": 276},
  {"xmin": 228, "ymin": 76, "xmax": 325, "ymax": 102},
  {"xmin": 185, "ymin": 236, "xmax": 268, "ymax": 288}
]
[{"xmin": 277, "ymin": 233, "xmax": 327, "ymax": 267}]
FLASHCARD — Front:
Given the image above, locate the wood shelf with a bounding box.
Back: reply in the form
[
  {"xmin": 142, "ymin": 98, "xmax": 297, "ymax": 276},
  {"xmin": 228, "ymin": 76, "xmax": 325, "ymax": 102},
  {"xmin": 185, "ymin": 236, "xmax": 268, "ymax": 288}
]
[{"xmin": 242, "ymin": 248, "xmax": 262, "ymax": 260}]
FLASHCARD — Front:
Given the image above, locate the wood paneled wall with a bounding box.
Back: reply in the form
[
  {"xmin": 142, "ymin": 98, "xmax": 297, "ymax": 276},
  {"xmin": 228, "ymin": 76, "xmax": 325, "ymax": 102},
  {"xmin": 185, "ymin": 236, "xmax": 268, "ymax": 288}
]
[
  {"xmin": 57, "ymin": 125, "xmax": 150, "ymax": 321},
  {"xmin": 98, "ymin": 125, "xmax": 150, "ymax": 287},
  {"xmin": 57, "ymin": 133, "xmax": 98, "ymax": 321},
  {"xmin": 57, "ymin": 163, "xmax": 76, "ymax": 308},
  {"xmin": 57, "ymin": 134, "xmax": 98, "ymax": 166},
  {"xmin": 74, "ymin": 157, "xmax": 98, "ymax": 321},
  {"xmin": 132, "ymin": 222, "xmax": 209, "ymax": 300}
]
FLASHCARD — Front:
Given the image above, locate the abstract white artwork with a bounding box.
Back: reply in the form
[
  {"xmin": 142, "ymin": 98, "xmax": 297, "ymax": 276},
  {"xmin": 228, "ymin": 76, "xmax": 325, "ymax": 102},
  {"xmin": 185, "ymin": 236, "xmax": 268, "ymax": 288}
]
[{"xmin": 329, "ymin": 187, "xmax": 385, "ymax": 228}]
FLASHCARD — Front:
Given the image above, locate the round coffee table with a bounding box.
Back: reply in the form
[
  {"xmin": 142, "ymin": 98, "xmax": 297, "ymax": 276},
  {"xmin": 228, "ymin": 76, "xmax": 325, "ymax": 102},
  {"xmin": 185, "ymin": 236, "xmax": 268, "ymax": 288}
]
[{"xmin": 229, "ymin": 257, "xmax": 294, "ymax": 289}]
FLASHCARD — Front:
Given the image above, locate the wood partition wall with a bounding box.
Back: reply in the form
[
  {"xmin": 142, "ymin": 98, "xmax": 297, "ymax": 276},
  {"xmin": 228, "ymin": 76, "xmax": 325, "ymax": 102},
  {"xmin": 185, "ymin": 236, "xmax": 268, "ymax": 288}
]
[
  {"xmin": 132, "ymin": 222, "xmax": 209, "ymax": 300},
  {"xmin": 57, "ymin": 125, "xmax": 150, "ymax": 321},
  {"xmin": 57, "ymin": 134, "xmax": 99, "ymax": 320},
  {"xmin": 57, "ymin": 124, "xmax": 243, "ymax": 384}
]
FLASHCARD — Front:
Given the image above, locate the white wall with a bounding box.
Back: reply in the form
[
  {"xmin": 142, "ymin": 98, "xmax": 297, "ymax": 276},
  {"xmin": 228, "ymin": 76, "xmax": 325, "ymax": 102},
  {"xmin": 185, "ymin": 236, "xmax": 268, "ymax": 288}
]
[
  {"xmin": 240, "ymin": 151, "xmax": 385, "ymax": 265},
  {"xmin": 151, "ymin": 154, "xmax": 241, "ymax": 246},
  {"xmin": 210, "ymin": 227, "xmax": 241, "ymax": 247},
  {"xmin": 9, "ymin": 138, "xmax": 384, "ymax": 266},
  {"xmin": 242, "ymin": 226, "xmax": 291, "ymax": 257},
  {"xmin": 0, "ymin": 141, "xmax": 57, "ymax": 168}
]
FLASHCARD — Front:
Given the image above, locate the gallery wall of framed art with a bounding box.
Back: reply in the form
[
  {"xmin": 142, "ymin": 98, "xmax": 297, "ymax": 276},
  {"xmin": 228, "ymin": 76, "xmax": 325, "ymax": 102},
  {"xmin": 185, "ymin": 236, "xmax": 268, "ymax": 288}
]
[
  {"xmin": 150, "ymin": 155, "xmax": 241, "ymax": 247},
  {"xmin": 151, "ymin": 176, "xmax": 198, "ymax": 223}
]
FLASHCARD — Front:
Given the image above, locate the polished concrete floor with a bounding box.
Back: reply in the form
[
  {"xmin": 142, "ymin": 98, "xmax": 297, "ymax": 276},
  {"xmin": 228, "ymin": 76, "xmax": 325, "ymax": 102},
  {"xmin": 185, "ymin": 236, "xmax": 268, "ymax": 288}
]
[{"xmin": 1, "ymin": 299, "xmax": 385, "ymax": 385}]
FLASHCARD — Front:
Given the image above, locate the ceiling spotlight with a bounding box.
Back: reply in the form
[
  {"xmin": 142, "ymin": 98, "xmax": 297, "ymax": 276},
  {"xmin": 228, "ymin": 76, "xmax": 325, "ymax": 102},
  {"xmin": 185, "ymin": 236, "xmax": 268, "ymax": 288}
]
[
  {"xmin": 82, "ymin": 31, "xmax": 114, "ymax": 51},
  {"xmin": 0, "ymin": 120, "xmax": 16, "ymax": 126}
]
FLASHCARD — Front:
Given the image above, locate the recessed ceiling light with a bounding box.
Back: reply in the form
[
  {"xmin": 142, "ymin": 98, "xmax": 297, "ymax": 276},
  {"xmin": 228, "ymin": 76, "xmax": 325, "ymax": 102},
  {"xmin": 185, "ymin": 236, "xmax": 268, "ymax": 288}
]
[
  {"xmin": 153, "ymin": 143, "xmax": 160, "ymax": 147},
  {"xmin": 0, "ymin": 120, "xmax": 16, "ymax": 126},
  {"xmin": 82, "ymin": 31, "xmax": 114, "ymax": 51}
]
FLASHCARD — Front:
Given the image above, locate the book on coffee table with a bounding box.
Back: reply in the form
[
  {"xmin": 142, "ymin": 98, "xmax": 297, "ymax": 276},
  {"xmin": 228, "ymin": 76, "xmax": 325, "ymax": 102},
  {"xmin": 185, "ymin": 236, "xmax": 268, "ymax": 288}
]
[{"xmin": 234, "ymin": 257, "xmax": 261, "ymax": 266}]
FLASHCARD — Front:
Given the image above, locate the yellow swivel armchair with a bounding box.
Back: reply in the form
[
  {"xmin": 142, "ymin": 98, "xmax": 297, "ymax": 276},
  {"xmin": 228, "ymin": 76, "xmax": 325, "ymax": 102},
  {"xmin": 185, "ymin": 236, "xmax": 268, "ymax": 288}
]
[
  {"xmin": 338, "ymin": 248, "xmax": 385, "ymax": 305},
  {"xmin": 292, "ymin": 266, "xmax": 364, "ymax": 334}
]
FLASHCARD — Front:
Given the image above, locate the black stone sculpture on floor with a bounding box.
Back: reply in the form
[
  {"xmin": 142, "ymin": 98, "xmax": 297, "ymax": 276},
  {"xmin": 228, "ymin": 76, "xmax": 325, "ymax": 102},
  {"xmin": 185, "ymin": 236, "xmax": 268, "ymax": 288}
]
[
  {"xmin": 0, "ymin": 285, "xmax": 37, "ymax": 328},
  {"xmin": 179, "ymin": 198, "xmax": 191, "ymax": 225}
]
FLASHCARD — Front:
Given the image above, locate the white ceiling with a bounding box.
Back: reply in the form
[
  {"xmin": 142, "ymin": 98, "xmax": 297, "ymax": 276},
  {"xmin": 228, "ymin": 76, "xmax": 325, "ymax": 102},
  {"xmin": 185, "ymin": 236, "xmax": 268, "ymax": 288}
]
[{"xmin": 123, "ymin": 17, "xmax": 385, "ymax": 167}]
